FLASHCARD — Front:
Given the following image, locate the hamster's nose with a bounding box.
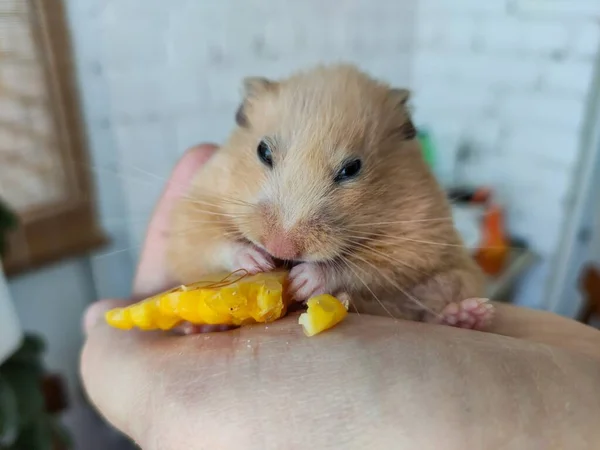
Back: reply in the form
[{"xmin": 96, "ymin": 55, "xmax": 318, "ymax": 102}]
[{"xmin": 264, "ymin": 233, "xmax": 300, "ymax": 261}]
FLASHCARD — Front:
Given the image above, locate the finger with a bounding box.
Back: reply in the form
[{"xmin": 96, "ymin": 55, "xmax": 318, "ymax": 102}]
[
  {"xmin": 80, "ymin": 315, "xmax": 164, "ymax": 441},
  {"xmin": 79, "ymin": 313, "xmax": 305, "ymax": 445},
  {"xmin": 133, "ymin": 144, "xmax": 218, "ymax": 298}
]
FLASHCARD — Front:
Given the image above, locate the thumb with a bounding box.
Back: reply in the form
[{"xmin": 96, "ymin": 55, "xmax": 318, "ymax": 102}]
[
  {"xmin": 83, "ymin": 299, "xmax": 129, "ymax": 335},
  {"xmin": 133, "ymin": 144, "xmax": 217, "ymax": 299}
]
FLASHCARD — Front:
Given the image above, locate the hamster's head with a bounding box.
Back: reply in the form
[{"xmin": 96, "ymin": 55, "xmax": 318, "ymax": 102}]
[{"xmin": 226, "ymin": 64, "xmax": 440, "ymax": 265}]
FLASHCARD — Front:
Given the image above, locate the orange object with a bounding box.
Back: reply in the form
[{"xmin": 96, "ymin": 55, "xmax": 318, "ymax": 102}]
[
  {"xmin": 471, "ymin": 187, "xmax": 492, "ymax": 204},
  {"xmin": 474, "ymin": 204, "xmax": 508, "ymax": 275}
]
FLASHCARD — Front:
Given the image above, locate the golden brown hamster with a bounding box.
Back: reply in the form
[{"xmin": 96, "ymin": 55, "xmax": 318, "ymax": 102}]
[{"xmin": 166, "ymin": 64, "xmax": 493, "ymax": 330}]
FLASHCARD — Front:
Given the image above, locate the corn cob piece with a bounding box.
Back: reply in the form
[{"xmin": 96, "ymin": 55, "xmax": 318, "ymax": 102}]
[
  {"xmin": 298, "ymin": 294, "xmax": 349, "ymax": 337},
  {"xmin": 105, "ymin": 270, "xmax": 289, "ymax": 331},
  {"xmin": 105, "ymin": 270, "xmax": 349, "ymax": 336}
]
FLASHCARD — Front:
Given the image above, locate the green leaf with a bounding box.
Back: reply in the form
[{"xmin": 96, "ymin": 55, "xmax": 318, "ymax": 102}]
[
  {"xmin": 0, "ymin": 199, "xmax": 17, "ymax": 230},
  {"xmin": 0, "ymin": 198, "xmax": 18, "ymax": 258},
  {"xmin": 7, "ymin": 415, "xmax": 53, "ymax": 450},
  {"xmin": 0, "ymin": 376, "xmax": 19, "ymax": 447},
  {"xmin": 5, "ymin": 335, "xmax": 46, "ymax": 371},
  {"xmin": 0, "ymin": 365, "xmax": 45, "ymax": 430},
  {"xmin": 0, "ymin": 332, "xmax": 66, "ymax": 450},
  {"xmin": 49, "ymin": 416, "xmax": 73, "ymax": 449}
]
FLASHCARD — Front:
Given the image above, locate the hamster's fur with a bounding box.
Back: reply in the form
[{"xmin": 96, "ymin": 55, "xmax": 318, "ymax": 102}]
[{"xmin": 167, "ymin": 64, "xmax": 490, "ymax": 327}]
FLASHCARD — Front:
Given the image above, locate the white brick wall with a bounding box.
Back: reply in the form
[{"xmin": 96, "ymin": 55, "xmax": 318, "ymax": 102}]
[
  {"xmin": 412, "ymin": 1, "xmax": 599, "ymax": 307},
  {"xmin": 513, "ymin": 0, "xmax": 600, "ymax": 18},
  {"xmin": 65, "ymin": 0, "xmax": 599, "ymax": 308}
]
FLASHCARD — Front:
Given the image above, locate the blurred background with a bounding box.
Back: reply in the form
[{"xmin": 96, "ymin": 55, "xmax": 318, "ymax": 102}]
[{"xmin": 1, "ymin": 0, "xmax": 600, "ymax": 448}]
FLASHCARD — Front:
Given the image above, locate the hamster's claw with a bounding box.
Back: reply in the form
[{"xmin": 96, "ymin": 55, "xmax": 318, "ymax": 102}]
[
  {"xmin": 289, "ymin": 263, "xmax": 328, "ymax": 302},
  {"xmin": 232, "ymin": 245, "xmax": 275, "ymax": 275},
  {"xmin": 438, "ymin": 298, "xmax": 494, "ymax": 330}
]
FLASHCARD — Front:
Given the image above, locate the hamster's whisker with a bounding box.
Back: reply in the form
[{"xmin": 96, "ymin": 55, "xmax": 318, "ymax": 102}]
[
  {"xmin": 188, "ymin": 202, "xmax": 255, "ymax": 216},
  {"xmin": 75, "ymin": 164, "xmax": 164, "ymax": 188},
  {"xmin": 57, "ymin": 160, "xmax": 183, "ymax": 191},
  {"xmin": 172, "ymin": 219, "xmax": 227, "ymax": 225},
  {"xmin": 120, "ymin": 163, "xmax": 252, "ymax": 208},
  {"xmin": 169, "ymin": 227, "xmax": 237, "ymax": 237},
  {"xmin": 343, "ymin": 234, "xmax": 445, "ymax": 254},
  {"xmin": 355, "ymin": 234, "xmax": 510, "ymax": 251},
  {"xmin": 180, "ymin": 196, "xmax": 245, "ymax": 211},
  {"xmin": 93, "ymin": 245, "xmax": 142, "ymax": 260},
  {"xmin": 179, "ymin": 198, "xmax": 226, "ymax": 211},
  {"xmin": 338, "ymin": 256, "xmax": 393, "ymax": 319},
  {"xmin": 218, "ymin": 195, "xmax": 256, "ymax": 208},
  {"xmin": 345, "ymin": 229, "xmax": 520, "ymax": 252},
  {"xmin": 176, "ymin": 216, "xmax": 253, "ymax": 226},
  {"xmin": 346, "ymin": 249, "xmax": 423, "ymax": 289},
  {"xmin": 348, "ymin": 218, "xmax": 454, "ymax": 227},
  {"xmin": 101, "ymin": 217, "xmax": 153, "ymax": 224},
  {"xmin": 344, "ymin": 230, "xmax": 468, "ymax": 248},
  {"xmin": 120, "ymin": 163, "xmax": 240, "ymax": 199},
  {"xmin": 179, "ymin": 193, "xmax": 253, "ymax": 208},
  {"xmin": 343, "ymin": 238, "xmax": 429, "ymax": 279},
  {"xmin": 122, "ymin": 163, "xmax": 173, "ymax": 184},
  {"xmin": 327, "ymin": 259, "xmax": 361, "ymax": 316},
  {"xmin": 349, "ymin": 252, "xmax": 441, "ymax": 318},
  {"xmin": 342, "ymin": 234, "xmax": 433, "ymax": 266},
  {"xmin": 186, "ymin": 206, "xmax": 253, "ymax": 219}
]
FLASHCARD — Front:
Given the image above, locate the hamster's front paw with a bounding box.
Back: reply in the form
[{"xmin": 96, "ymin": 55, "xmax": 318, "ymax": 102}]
[
  {"xmin": 230, "ymin": 243, "xmax": 275, "ymax": 274},
  {"xmin": 437, "ymin": 298, "xmax": 494, "ymax": 330},
  {"xmin": 289, "ymin": 263, "xmax": 329, "ymax": 302}
]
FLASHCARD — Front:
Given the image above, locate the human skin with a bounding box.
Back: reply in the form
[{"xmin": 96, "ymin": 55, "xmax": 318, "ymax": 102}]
[{"xmin": 81, "ymin": 144, "xmax": 600, "ymax": 450}]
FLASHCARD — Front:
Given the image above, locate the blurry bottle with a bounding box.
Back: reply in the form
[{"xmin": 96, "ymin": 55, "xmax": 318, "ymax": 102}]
[
  {"xmin": 417, "ymin": 128, "xmax": 436, "ymax": 171},
  {"xmin": 474, "ymin": 202, "xmax": 509, "ymax": 276}
]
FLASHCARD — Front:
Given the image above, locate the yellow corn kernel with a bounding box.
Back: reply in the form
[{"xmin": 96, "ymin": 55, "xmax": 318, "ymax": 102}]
[
  {"xmin": 298, "ymin": 294, "xmax": 349, "ymax": 337},
  {"xmin": 105, "ymin": 308, "xmax": 134, "ymax": 330},
  {"xmin": 153, "ymin": 313, "xmax": 182, "ymax": 331},
  {"xmin": 128, "ymin": 301, "xmax": 156, "ymax": 330},
  {"xmin": 105, "ymin": 270, "xmax": 289, "ymax": 331}
]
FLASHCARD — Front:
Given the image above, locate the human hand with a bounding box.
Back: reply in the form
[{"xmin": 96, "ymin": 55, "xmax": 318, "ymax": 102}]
[{"xmin": 81, "ymin": 145, "xmax": 600, "ymax": 450}]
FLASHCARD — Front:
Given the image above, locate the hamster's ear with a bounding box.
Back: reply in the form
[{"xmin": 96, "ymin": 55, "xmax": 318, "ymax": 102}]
[
  {"xmin": 390, "ymin": 88, "xmax": 411, "ymax": 106},
  {"xmin": 243, "ymin": 77, "xmax": 277, "ymax": 97},
  {"xmin": 236, "ymin": 77, "xmax": 278, "ymax": 127},
  {"xmin": 389, "ymin": 88, "xmax": 416, "ymax": 140}
]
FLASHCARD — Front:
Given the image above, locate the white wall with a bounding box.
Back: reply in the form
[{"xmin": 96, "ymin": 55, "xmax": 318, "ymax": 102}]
[
  {"xmin": 594, "ymin": 203, "xmax": 600, "ymax": 265},
  {"xmin": 411, "ymin": 0, "xmax": 600, "ymax": 308}
]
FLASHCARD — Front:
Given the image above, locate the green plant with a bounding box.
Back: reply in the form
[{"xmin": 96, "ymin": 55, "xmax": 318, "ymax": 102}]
[
  {"xmin": 0, "ymin": 335, "xmax": 72, "ymax": 450},
  {"xmin": 0, "ymin": 199, "xmax": 17, "ymax": 258}
]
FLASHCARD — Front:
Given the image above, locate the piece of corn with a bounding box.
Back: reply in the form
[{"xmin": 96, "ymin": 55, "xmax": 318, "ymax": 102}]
[
  {"xmin": 298, "ymin": 294, "xmax": 349, "ymax": 337},
  {"xmin": 105, "ymin": 270, "xmax": 289, "ymax": 330},
  {"xmin": 105, "ymin": 270, "xmax": 349, "ymax": 336}
]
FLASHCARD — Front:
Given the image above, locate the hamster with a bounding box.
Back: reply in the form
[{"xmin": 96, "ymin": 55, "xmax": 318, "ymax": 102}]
[{"xmin": 166, "ymin": 64, "xmax": 493, "ymax": 330}]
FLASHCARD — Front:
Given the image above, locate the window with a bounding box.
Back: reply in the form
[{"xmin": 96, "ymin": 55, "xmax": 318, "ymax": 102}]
[{"xmin": 0, "ymin": 0, "xmax": 105, "ymax": 275}]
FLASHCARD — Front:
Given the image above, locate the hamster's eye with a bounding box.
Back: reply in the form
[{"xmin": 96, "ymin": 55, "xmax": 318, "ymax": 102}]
[
  {"xmin": 335, "ymin": 159, "xmax": 362, "ymax": 183},
  {"xmin": 257, "ymin": 140, "xmax": 273, "ymax": 168}
]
